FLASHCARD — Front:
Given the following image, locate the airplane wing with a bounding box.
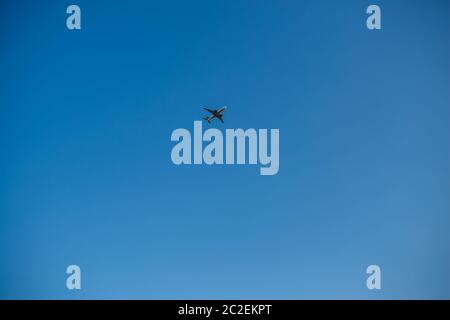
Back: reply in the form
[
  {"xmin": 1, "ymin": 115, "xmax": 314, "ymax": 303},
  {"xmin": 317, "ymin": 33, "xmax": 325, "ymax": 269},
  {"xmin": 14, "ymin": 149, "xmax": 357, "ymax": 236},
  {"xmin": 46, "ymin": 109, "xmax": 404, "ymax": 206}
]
[
  {"xmin": 217, "ymin": 115, "xmax": 224, "ymax": 123},
  {"xmin": 203, "ymin": 108, "xmax": 216, "ymax": 115}
]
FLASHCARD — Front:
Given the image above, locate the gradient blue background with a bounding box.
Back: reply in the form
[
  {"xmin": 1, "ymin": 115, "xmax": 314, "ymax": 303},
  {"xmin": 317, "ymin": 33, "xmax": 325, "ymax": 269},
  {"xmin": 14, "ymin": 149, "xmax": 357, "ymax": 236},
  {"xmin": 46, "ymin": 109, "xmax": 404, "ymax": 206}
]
[{"xmin": 1, "ymin": 0, "xmax": 449, "ymax": 299}]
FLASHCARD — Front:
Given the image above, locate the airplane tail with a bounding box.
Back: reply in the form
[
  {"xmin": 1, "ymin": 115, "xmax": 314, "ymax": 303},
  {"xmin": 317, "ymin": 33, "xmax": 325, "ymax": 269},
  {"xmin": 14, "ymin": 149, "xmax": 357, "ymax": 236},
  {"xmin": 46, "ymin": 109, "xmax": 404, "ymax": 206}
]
[{"xmin": 202, "ymin": 117, "xmax": 211, "ymax": 124}]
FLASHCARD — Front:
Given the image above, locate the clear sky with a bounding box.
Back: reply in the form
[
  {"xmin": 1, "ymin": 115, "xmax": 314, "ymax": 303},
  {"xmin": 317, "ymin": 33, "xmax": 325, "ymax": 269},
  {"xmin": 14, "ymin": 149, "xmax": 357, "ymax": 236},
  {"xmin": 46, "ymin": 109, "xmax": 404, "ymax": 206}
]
[{"xmin": 1, "ymin": 0, "xmax": 449, "ymax": 299}]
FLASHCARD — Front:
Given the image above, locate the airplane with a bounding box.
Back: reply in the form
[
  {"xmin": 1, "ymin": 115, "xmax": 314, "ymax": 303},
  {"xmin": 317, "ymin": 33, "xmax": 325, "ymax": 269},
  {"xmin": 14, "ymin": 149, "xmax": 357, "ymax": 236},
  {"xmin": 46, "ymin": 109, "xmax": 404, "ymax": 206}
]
[{"xmin": 202, "ymin": 106, "xmax": 227, "ymax": 124}]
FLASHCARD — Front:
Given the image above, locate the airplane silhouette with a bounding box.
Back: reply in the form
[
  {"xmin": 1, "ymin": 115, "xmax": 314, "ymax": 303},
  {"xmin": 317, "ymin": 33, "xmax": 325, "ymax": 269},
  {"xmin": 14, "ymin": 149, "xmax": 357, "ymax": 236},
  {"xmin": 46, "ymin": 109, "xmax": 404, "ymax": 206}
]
[{"xmin": 202, "ymin": 106, "xmax": 227, "ymax": 124}]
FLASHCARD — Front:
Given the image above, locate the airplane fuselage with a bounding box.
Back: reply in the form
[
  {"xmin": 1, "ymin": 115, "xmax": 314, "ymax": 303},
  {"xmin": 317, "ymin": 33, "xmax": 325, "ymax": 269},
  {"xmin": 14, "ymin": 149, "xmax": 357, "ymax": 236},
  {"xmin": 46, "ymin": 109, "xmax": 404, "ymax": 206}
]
[{"xmin": 202, "ymin": 106, "xmax": 227, "ymax": 123}]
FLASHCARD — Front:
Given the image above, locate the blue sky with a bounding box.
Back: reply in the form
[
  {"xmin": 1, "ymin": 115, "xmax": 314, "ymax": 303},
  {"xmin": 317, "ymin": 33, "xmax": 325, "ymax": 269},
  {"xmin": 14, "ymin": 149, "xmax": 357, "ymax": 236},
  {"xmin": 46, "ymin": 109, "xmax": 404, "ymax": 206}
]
[{"xmin": 1, "ymin": 0, "xmax": 449, "ymax": 299}]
